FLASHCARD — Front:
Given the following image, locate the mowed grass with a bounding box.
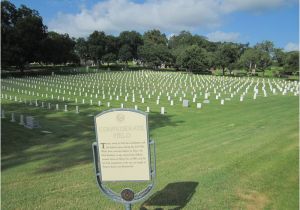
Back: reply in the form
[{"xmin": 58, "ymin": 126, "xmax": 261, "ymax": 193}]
[{"xmin": 1, "ymin": 73, "xmax": 299, "ymax": 210}]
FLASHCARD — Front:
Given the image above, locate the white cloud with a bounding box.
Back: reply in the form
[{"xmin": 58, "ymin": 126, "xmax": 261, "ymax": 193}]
[
  {"xmin": 48, "ymin": 0, "xmax": 297, "ymax": 37},
  {"xmin": 284, "ymin": 42, "xmax": 299, "ymax": 52},
  {"xmin": 221, "ymin": 0, "xmax": 297, "ymax": 13},
  {"xmin": 206, "ymin": 31, "xmax": 240, "ymax": 42}
]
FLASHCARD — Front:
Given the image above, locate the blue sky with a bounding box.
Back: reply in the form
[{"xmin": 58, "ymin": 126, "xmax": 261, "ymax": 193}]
[{"xmin": 11, "ymin": 0, "xmax": 299, "ymax": 51}]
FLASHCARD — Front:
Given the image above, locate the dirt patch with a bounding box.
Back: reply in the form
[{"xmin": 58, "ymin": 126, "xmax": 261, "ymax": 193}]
[{"xmin": 234, "ymin": 189, "xmax": 269, "ymax": 210}]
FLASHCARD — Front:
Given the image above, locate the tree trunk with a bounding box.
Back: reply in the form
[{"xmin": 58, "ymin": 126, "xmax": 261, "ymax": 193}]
[
  {"xmin": 19, "ymin": 65, "xmax": 25, "ymax": 74},
  {"xmin": 97, "ymin": 60, "xmax": 100, "ymax": 70},
  {"xmin": 222, "ymin": 67, "xmax": 225, "ymax": 76}
]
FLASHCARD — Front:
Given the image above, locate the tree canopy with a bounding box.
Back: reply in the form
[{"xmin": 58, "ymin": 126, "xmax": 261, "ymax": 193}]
[{"xmin": 1, "ymin": 1, "xmax": 299, "ymax": 76}]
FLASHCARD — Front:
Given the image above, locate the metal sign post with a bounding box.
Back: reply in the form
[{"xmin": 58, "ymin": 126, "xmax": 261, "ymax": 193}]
[{"xmin": 92, "ymin": 109, "xmax": 156, "ymax": 210}]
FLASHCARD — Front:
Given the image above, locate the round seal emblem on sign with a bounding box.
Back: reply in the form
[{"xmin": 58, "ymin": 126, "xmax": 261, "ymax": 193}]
[
  {"xmin": 121, "ymin": 188, "xmax": 134, "ymax": 201},
  {"xmin": 116, "ymin": 113, "xmax": 125, "ymax": 122}
]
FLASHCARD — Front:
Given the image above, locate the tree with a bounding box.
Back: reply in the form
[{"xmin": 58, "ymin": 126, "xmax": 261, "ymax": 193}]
[
  {"xmin": 118, "ymin": 31, "xmax": 143, "ymax": 61},
  {"xmin": 253, "ymin": 41, "xmax": 273, "ymax": 75},
  {"xmin": 169, "ymin": 31, "xmax": 209, "ymax": 49},
  {"xmin": 273, "ymin": 48, "xmax": 286, "ymax": 67},
  {"xmin": 238, "ymin": 48, "xmax": 259, "ymax": 73},
  {"xmin": 169, "ymin": 31, "xmax": 212, "ymax": 69},
  {"xmin": 103, "ymin": 35, "xmax": 119, "ymax": 65},
  {"xmin": 215, "ymin": 43, "xmax": 241, "ymax": 75},
  {"xmin": 118, "ymin": 44, "xmax": 133, "ymax": 65},
  {"xmin": 1, "ymin": 2, "xmax": 47, "ymax": 72},
  {"xmin": 41, "ymin": 32, "xmax": 78, "ymax": 65},
  {"xmin": 138, "ymin": 29, "xmax": 173, "ymax": 68},
  {"xmin": 138, "ymin": 44, "xmax": 174, "ymax": 68},
  {"xmin": 87, "ymin": 31, "xmax": 106, "ymax": 67},
  {"xmin": 177, "ymin": 45, "xmax": 210, "ymax": 72},
  {"xmin": 284, "ymin": 51, "xmax": 299, "ymax": 75},
  {"xmin": 75, "ymin": 38, "xmax": 89, "ymax": 65},
  {"xmin": 238, "ymin": 47, "xmax": 272, "ymax": 75},
  {"xmin": 255, "ymin": 40, "xmax": 274, "ymax": 56},
  {"xmin": 1, "ymin": 1, "xmax": 17, "ymax": 67},
  {"xmin": 102, "ymin": 53, "xmax": 117, "ymax": 67},
  {"xmin": 143, "ymin": 29, "xmax": 167, "ymax": 45}
]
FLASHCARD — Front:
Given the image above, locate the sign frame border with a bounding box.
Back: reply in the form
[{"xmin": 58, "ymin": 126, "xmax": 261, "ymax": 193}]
[{"xmin": 94, "ymin": 108, "xmax": 152, "ymax": 182}]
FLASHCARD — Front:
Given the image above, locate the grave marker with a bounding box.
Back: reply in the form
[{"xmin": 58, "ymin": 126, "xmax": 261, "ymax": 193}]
[
  {"xmin": 183, "ymin": 99, "xmax": 189, "ymax": 107},
  {"xmin": 19, "ymin": 114, "xmax": 25, "ymax": 125},
  {"xmin": 161, "ymin": 107, "xmax": 165, "ymax": 115},
  {"xmin": 24, "ymin": 116, "xmax": 40, "ymax": 129},
  {"xmin": 10, "ymin": 113, "xmax": 16, "ymax": 122}
]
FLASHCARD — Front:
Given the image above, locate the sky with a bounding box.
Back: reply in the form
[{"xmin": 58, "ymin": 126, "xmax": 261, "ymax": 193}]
[{"xmin": 10, "ymin": 0, "xmax": 299, "ymax": 51}]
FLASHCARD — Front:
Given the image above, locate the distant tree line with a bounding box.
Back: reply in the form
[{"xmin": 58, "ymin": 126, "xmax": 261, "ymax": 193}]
[{"xmin": 1, "ymin": 1, "xmax": 299, "ymax": 76}]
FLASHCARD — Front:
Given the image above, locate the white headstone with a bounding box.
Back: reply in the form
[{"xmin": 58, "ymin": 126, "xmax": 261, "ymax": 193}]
[
  {"xmin": 183, "ymin": 100, "xmax": 189, "ymax": 107},
  {"xmin": 24, "ymin": 116, "xmax": 40, "ymax": 129},
  {"xmin": 161, "ymin": 107, "xmax": 165, "ymax": 115},
  {"xmin": 203, "ymin": 100, "xmax": 210, "ymax": 104},
  {"xmin": 64, "ymin": 105, "xmax": 68, "ymax": 112},
  {"xmin": 221, "ymin": 99, "xmax": 224, "ymax": 105},
  {"xmin": 204, "ymin": 93, "xmax": 208, "ymax": 99},
  {"xmin": 76, "ymin": 106, "xmax": 79, "ymax": 114},
  {"xmin": 10, "ymin": 113, "xmax": 15, "ymax": 122},
  {"xmin": 146, "ymin": 106, "xmax": 150, "ymax": 112},
  {"xmin": 197, "ymin": 103, "xmax": 202, "ymax": 109},
  {"xmin": 19, "ymin": 114, "xmax": 25, "ymax": 125}
]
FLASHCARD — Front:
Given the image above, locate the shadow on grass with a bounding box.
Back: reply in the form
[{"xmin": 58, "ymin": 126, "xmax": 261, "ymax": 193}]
[
  {"xmin": 140, "ymin": 182, "xmax": 198, "ymax": 210},
  {"xmin": 1, "ymin": 100, "xmax": 184, "ymax": 173}
]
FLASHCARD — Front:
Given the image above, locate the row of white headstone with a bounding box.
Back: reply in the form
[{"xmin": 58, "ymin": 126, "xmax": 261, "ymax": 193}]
[
  {"xmin": 1, "ymin": 83, "xmax": 281, "ymax": 111},
  {"xmin": 1, "ymin": 71, "xmax": 299, "ymax": 117},
  {"xmin": 2, "ymin": 72, "xmax": 298, "ymax": 101},
  {"xmin": 1, "ymin": 110, "xmax": 40, "ymax": 129}
]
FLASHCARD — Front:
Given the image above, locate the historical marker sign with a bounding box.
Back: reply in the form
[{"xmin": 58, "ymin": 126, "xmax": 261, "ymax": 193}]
[{"xmin": 95, "ymin": 109, "xmax": 150, "ymax": 182}]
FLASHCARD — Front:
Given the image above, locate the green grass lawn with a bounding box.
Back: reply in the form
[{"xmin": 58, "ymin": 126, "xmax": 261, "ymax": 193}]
[{"xmin": 1, "ymin": 71, "xmax": 299, "ymax": 210}]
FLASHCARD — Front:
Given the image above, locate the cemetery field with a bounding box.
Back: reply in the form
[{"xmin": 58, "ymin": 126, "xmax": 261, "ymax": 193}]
[{"xmin": 1, "ymin": 70, "xmax": 299, "ymax": 210}]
